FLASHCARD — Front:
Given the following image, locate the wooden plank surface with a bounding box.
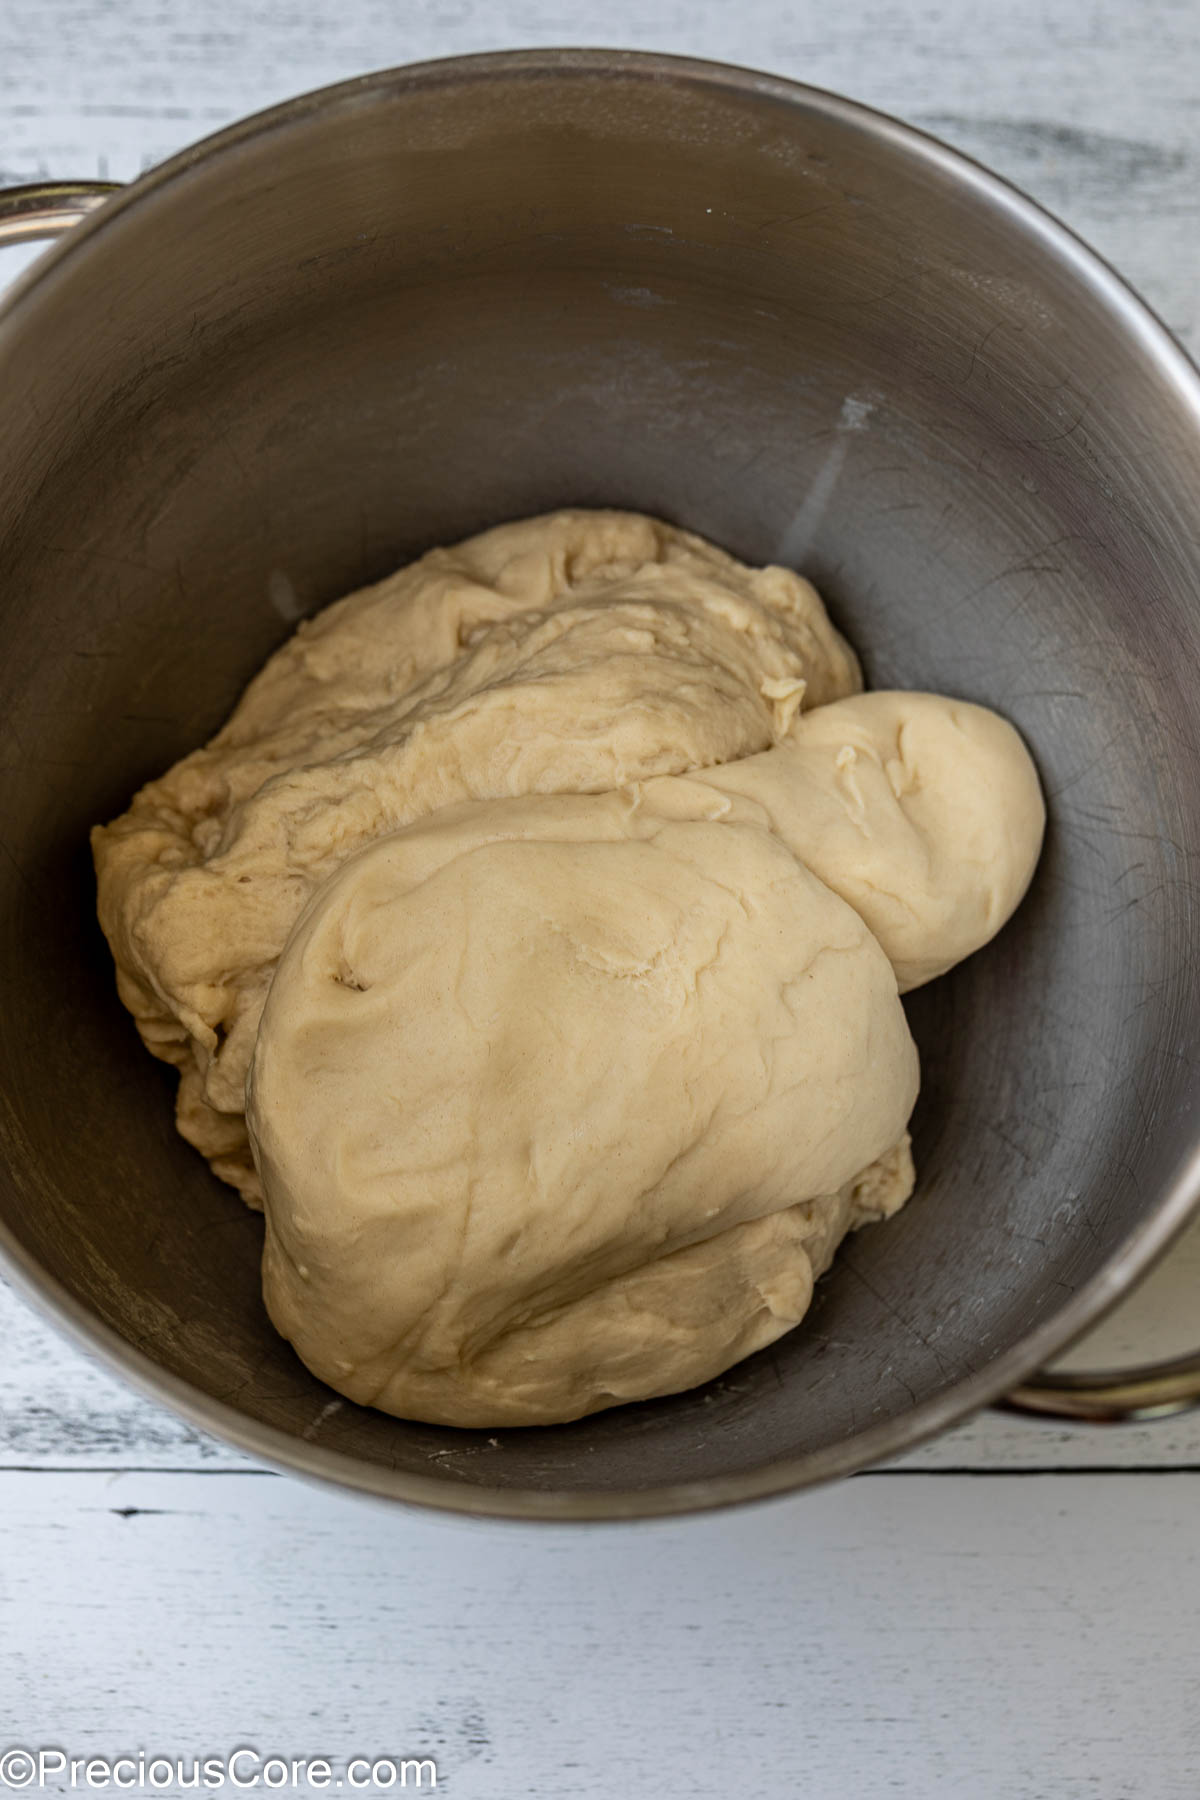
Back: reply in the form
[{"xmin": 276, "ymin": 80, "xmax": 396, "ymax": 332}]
[
  {"xmin": 2, "ymin": 1467, "xmax": 1198, "ymax": 1800},
  {"xmin": 2, "ymin": 4, "xmax": 1200, "ymax": 1795}
]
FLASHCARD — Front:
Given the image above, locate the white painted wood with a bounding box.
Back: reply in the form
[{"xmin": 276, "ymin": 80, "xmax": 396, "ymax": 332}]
[
  {"xmin": 1, "ymin": 1468, "xmax": 1197, "ymax": 1799},
  {"xmin": 2, "ymin": 11, "xmax": 1200, "ymax": 1792}
]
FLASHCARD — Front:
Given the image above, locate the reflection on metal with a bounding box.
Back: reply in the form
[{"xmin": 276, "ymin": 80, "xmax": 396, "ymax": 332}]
[
  {"xmin": 1005, "ymin": 1352, "xmax": 1200, "ymax": 1423},
  {"xmin": 0, "ymin": 181, "xmax": 122, "ymax": 247}
]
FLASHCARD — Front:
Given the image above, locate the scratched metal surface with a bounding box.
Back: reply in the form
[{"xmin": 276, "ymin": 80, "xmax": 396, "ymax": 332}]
[{"xmin": 1, "ymin": 4, "xmax": 1199, "ymax": 1796}]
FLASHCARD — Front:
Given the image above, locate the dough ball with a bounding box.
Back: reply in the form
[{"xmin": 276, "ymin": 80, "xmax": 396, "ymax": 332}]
[
  {"xmin": 690, "ymin": 691, "xmax": 1045, "ymax": 990},
  {"xmin": 247, "ymin": 789, "xmax": 918, "ymax": 1427},
  {"xmin": 93, "ymin": 511, "xmax": 860, "ymax": 1203}
]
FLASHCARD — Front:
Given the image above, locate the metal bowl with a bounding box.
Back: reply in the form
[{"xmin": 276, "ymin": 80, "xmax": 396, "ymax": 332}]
[{"xmin": 2, "ymin": 50, "xmax": 1199, "ymax": 1519}]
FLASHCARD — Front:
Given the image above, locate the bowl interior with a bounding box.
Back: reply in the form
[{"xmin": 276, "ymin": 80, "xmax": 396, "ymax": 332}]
[{"xmin": 2, "ymin": 56, "xmax": 1200, "ymax": 1512}]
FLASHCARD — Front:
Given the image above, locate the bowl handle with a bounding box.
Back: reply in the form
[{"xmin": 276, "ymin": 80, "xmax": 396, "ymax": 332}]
[
  {"xmin": 1000, "ymin": 1350, "xmax": 1200, "ymax": 1422},
  {"xmin": 0, "ymin": 180, "xmax": 123, "ymax": 246}
]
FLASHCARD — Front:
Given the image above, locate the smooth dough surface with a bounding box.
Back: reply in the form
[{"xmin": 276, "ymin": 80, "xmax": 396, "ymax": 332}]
[
  {"xmin": 94, "ymin": 509, "xmax": 1044, "ymax": 1427},
  {"xmin": 248, "ymin": 789, "xmax": 919, "ymax": 1426},
  {"xmin": 677, "ymin": 689, "xmax": 1047, "ymax": 992}
]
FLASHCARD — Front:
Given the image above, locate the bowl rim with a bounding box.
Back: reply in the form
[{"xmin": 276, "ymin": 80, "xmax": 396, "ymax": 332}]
[{"xmin": 4, "ymin": 45, "xmax": 1200, "ymax": 1521}]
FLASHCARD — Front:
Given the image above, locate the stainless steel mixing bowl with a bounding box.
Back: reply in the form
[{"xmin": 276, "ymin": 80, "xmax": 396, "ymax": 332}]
[{"xmin": 2, "ymin": 51, "xmax": 1199, "ymax": 1519}]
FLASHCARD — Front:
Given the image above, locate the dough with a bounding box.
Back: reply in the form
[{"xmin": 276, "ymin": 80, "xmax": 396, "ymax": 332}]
[
  {"xmin": 93, "ymin": 510, "xmax": 860, "ymax": 1201},
  {"xmin": 674, "ymin": 689, "xmax": 1047, "ymax": 991},
  {"xmin": 93, "ymin": 509, "xmax": 1044, "ymax": 1427},
  {"xmin": 248, "ymin": 789, "xmax": 919, "ymax": 1426}
]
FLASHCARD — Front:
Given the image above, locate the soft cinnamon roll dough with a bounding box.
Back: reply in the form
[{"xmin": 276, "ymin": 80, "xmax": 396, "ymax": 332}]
[{"xmin": 93, "ymin": 510, "xmax": 1043, "ymax": 1426}]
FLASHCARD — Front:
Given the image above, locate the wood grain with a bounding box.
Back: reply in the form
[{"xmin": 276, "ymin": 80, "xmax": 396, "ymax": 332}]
[
  {"xmin": 2, "ymin": 1467, "xmax": 1198, "ymax": 1799},
  {"xmin": 1, "ymin": 10, "xmax": 1199, "ymax": 1791}
]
